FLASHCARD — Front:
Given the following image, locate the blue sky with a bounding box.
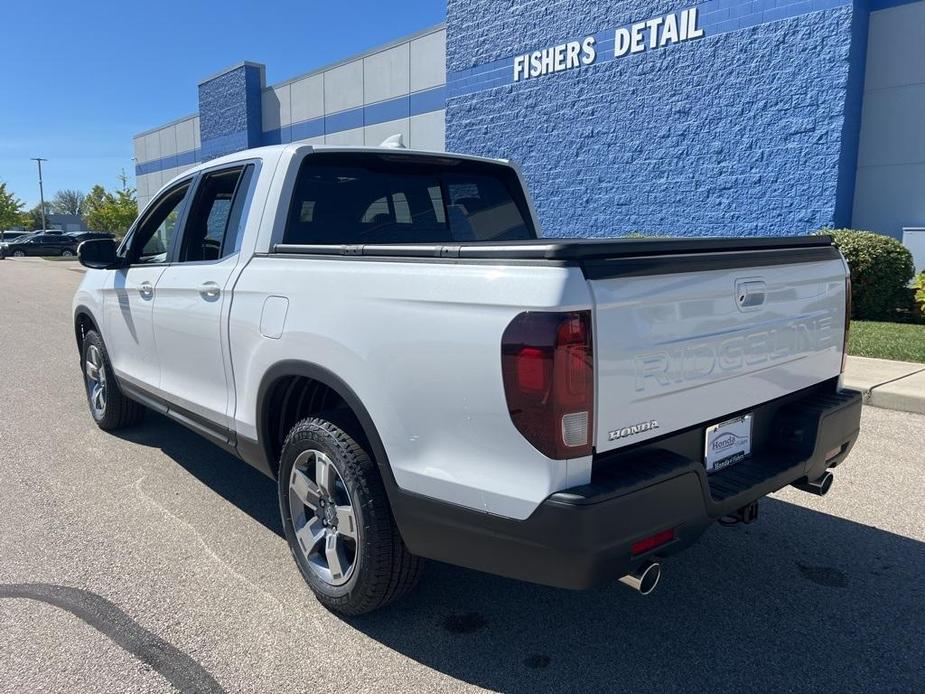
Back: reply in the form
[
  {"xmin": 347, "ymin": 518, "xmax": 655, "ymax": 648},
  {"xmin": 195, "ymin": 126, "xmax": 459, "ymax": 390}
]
[{"xmin": 0, "ymin": 0, "xmax": 445, "ymax": 208}]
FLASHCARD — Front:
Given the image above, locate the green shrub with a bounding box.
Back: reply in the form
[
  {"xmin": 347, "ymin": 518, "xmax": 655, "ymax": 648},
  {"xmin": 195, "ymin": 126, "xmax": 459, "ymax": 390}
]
[
  {"xmin": 817, "ymin": 229, "xmax": 914, "ymax": 320},
  {"xmin": 915, "ymin": 272, "xmax": 925, "ymax": 318}
]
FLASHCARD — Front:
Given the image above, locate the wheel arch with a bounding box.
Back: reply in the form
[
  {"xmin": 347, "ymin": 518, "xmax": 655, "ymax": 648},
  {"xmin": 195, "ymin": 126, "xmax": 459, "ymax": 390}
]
[
  {"xmin": 74, "ymin": 306, "xmax": 100, "ymax": 354},
  {"xmin": 255, "ymin": 360, "xmax": 399, "ymax": 494}
]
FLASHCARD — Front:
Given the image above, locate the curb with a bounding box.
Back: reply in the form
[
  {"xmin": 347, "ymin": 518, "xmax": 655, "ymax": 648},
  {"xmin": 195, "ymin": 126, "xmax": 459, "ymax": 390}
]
[{"xmin": 842, "ymin": 355, "xmax": 925, "ymax": 416}]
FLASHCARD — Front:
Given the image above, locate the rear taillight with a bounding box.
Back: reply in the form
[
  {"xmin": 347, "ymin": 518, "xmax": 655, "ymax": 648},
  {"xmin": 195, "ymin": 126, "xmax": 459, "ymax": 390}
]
[
  {"xmin": 841, "ymin": 274, "xmax": 852, "ymax": 373},
  {"xmin": 501, "ymin": 311, "xmax": 594, "ymax": 459}
]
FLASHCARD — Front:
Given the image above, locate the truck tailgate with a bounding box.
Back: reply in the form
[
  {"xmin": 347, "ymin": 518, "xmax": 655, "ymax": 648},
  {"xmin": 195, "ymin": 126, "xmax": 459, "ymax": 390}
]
[{"xmin": 588, "ymin": 246, "xmax": 848, "ymax": 454}]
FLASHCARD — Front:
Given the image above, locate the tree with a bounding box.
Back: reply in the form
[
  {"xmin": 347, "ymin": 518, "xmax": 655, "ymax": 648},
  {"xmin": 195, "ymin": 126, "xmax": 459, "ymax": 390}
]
[
  {"xmin": 108, "ymin": 187, "xmax": 138, "ymax": 235},
  {"xmin": 83, "ymin": 185, "xmax": 107, "ymax": 217},
  {"xmin": 51, "ymin": 189, "xmax": 85, "ymax": 215},
  {"xmin": 20, "ymin": 202, "xmax": 53, "ymax": 231},
  {"xmin": 0, "ymin": 182, "xmax": 25, "ymax": 232},
  {"xmin": 82, "ymin": 183, "xmax": 137, "ymax": 236}
]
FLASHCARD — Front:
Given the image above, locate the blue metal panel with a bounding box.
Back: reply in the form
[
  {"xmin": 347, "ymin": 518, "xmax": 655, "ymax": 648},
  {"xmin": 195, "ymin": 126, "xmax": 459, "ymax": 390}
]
[
  {"xmin": 135, "ymin": 148, "xmax": 200, "ymax": 176},
  {"xmin": 291, "ymin": 117, "xmax": 325, "ymax": 141},
  {"xmin": 410, "ymin": 86, "xmax": 447, "ymax": 116},
  {"xmin": 261, "ymin": 129, "xmax": 283, "ymax": 146},
  {"xmin": 324, "ymin": 107, "xmax": 365, "ymax": 135},
  {"xmin": 365, "ymin": 96, "xmax": 410, "ymax": 124},
  {"xmin": 175, "ymin": 149, "xmax": 199, "ymax": 167}
]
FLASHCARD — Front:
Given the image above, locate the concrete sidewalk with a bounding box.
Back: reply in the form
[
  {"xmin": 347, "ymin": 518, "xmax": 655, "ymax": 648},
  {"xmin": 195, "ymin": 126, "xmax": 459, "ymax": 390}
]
[{"xmin": 843, "ymin": 355, "xmax": 925, "ymax": 415}]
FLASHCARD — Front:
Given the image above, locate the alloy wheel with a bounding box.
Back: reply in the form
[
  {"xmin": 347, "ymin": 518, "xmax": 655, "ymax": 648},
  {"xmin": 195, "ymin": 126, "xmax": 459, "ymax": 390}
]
[
  {"xmin": 85, "ymin": 344, "xmax": 107, "ymax": 417},
  {"xmin": 289, "ymin": 449, "xmax": 358, "ymax": 586}
]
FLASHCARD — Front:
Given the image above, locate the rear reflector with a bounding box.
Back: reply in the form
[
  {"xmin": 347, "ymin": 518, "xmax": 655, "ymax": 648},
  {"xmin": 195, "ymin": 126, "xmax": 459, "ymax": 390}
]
[
  {"xmin": 561, "ymin": 411, "xmax": 589, "ymax": 448},
  {"xmin": 501, "ymin": 311, "xmax": 594, "ymax": 459},
  {"xmin": 632, "ymin": 529, "xmax": 675, "ymax": 556}
]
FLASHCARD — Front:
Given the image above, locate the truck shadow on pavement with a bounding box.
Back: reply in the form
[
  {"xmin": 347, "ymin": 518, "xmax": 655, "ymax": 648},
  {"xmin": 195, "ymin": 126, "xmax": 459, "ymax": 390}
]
[
  {"xmin": 113, "ymin": 413, "xmax": 284, "ymax": 537},
  {"xmin": 116, "ymin": 414, "xmax": 923, "ymax": 693},
  {"xmin": 358, "ymin": 503, "xmax": 925, "ymax": 693}
]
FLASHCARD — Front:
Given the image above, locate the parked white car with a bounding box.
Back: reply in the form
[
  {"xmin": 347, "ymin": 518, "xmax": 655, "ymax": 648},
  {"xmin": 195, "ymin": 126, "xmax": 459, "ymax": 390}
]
[{"xmin": 73, "ymin": 144, "xmax": 862, "ymax": 614}]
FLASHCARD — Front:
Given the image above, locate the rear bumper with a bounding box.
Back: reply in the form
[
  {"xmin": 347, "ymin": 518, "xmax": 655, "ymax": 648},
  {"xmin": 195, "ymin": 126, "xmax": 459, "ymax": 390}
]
[{"xmin": 392, "ymin": 384, "xmax": 862, "ymax": 589}]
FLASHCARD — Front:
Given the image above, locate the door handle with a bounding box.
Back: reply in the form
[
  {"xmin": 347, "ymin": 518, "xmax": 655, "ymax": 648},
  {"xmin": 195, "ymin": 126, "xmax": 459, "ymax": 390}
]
[
  {"xmin": 199, "ymin": 282, "xmax": 221, "ymax": 300},
  {"xmin": 139, "ymin": 281, "xmax": 154, "ymax": 299}
]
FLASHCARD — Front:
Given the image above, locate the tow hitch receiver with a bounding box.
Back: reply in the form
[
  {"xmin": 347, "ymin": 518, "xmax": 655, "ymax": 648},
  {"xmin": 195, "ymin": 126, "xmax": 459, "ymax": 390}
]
[{"xmin": 721, "ymin": 500, "xmax": 759, "ymax": 526}]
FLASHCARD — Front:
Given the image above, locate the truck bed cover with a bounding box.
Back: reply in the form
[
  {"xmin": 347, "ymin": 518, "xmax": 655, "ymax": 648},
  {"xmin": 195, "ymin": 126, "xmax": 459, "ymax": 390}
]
[
  {"xmin": 272, "ymin": 235, "xmax": 839, "ymax": 278},
  {"xmin": 273, "ymin": 235, "xmax": 834, "ymax": 261}
]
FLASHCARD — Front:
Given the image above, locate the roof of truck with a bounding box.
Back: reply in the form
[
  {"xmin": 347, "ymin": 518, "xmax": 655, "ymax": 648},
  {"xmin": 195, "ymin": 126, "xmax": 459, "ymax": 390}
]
[{"xmin": 179, "ymin": 143, "xmax": 508, "ymax": 178}]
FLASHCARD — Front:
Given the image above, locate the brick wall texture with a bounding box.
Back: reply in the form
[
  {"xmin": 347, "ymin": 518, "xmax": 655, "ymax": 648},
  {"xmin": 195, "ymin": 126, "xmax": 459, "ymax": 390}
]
[
  {"xmin": 446, "ymin": 0, "xmax": 858, "ymax": 237},
  {"xmin": 198, "ymin": 65, "xmax": 264, "ymax": 161}
]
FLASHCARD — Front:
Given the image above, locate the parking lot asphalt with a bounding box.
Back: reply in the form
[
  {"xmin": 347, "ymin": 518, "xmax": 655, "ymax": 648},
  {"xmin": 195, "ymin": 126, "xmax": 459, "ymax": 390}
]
[{"xmin": 0, "ymin": 258, "xmax": 923, "ymax": 693}]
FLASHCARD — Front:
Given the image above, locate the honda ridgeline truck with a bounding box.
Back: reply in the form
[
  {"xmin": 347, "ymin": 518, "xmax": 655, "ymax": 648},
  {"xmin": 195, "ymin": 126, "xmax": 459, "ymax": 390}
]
[{"xmin": 73, "ymin": 144, "xmax": 862, "ymax": 614}]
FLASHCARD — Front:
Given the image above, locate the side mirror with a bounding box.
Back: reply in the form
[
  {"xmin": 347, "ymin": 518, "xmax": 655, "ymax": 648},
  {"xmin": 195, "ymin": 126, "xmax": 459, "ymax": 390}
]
[{"xmin": 78, "ymin": 238, "xmax": 121, "ymax": 269}]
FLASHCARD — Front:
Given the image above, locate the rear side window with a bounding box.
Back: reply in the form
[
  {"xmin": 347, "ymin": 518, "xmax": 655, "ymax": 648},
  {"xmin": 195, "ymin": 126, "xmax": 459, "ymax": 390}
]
[
  {"xmin": 178, "ymin": 165, "xmax": 253, "ymax": 262},
  {"xmin": 282, "ymin": 153, "xmax": 536, "ymax": 245}
]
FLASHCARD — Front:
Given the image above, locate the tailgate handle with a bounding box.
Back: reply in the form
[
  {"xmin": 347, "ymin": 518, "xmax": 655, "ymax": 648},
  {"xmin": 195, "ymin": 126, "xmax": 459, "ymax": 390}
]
[{"xmin": 735, "ymin": 279, "xmax": 766, "ymax": 310}]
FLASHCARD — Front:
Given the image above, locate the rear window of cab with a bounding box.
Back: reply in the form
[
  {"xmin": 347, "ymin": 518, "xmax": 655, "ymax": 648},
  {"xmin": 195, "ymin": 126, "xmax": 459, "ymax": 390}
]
[{"xmin": 282, "ymin": 153, "xmax": 537, "ymax": 245}]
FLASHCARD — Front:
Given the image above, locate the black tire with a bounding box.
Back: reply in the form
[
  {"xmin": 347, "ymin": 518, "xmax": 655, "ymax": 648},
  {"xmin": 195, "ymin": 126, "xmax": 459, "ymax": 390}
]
[
  {"xmin": 61, "ymin": 249, "xmax": 75, "ymax": 257},
  {"xmin": 81, "ymin": 330, "xmax": 145, "ymax": 430},
  {"xmin": 12, "ymin": 250, "xmax": 24, "ymax": 257},
  {"xmin": 279, "ymin": 416, "xmax": 421, "ymax": 615}
]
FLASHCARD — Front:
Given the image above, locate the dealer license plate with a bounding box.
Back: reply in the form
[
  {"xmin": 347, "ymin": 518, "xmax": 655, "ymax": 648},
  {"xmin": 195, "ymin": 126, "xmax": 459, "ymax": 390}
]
[{"xmin": 704, "ymin": 414, "xmax": 753, "ymax": 473}]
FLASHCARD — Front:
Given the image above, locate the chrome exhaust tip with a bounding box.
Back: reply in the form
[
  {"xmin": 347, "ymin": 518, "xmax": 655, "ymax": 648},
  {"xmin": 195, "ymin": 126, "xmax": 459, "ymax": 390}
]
[
  {"xmin": 792, "ymin": 471, "xmax": 834, "ymax": 497},
  {"xmin": 618, "ymin": 562, "xmax": 661, "ymax": 595}
]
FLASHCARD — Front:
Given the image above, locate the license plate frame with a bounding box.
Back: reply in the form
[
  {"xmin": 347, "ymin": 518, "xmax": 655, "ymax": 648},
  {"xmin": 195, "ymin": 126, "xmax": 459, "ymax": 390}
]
[{"xmin": 704, "ymin": 414, "xmax": 753, "ymax": 473}]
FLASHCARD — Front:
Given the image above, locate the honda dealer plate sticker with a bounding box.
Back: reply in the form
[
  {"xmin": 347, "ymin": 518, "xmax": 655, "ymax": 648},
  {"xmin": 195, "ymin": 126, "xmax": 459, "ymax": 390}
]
[{"xmin": 704, "ymin": 414, "xmax": 753, "ymax": 473}]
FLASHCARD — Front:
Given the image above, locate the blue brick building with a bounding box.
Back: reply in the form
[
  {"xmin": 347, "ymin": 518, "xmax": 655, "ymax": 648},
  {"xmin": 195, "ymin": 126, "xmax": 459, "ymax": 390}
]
[{"xmin": 134, "ymin": 0, "xmax": 924, "ymax": 247}]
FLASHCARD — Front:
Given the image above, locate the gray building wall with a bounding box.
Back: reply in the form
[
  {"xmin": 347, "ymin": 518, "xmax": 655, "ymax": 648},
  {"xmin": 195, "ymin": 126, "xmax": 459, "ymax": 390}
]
[
  {"xmin": 133, "ymin": 26, "xmax": 446, "ymax": 211},
  {"xmin": 134, "ymin": 114, "xmax": 201, "ymax": 209},
  {"xmin": 47, "ymin": 214, "xmax": 86, "ymax": 232},
  {"xmin": 852, "ymin": 1, "xmax": 925, "ymax": 239},
  {"xmin": 261, "ymin": 26, "xmax": 446, "ymax": 151}
]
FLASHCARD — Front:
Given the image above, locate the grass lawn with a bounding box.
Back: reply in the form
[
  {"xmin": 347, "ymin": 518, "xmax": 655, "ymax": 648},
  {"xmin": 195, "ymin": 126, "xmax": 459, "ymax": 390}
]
[
  {"xmin": 848, "ymin": 321, "xmax": 925, "ymax": 364},
  {"xmin": 40, "ymin": 256, "xmax": 78, "ymax": 261}
]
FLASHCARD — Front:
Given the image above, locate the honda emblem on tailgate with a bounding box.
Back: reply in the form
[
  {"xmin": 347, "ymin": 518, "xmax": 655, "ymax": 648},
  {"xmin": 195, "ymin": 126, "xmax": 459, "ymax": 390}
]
[{"xmin": 609, "ymin": 419, "xmax": 660, "ymax": 441}]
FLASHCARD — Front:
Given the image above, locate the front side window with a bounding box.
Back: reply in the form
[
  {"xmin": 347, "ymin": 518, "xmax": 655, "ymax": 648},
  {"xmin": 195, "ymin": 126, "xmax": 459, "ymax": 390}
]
[
  {"xmin": 282, "ymin": 153, "xmax": 536, "ymax": 245},
  {"xmin": 129, "ymin": 183, "xmax": 191, "ymax": 264}
]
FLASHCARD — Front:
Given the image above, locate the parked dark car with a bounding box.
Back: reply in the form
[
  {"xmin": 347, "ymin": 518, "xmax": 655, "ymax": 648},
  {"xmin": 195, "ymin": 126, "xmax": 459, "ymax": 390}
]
[
  {"xmin": 0, "ymin": 231, "xmax": 30, "ymax": 243},
  {"xmin": 0, "ymin": 231, "xmax": 78, "ymax": 258},
  {"xmin": 67, "ymin": 231, "xmax": 116, "ymax": 244}
]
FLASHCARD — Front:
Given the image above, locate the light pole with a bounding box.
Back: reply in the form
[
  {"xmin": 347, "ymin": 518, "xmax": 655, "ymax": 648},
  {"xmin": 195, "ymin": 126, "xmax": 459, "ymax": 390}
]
[{"xmin": 31, "ymin": 157, "xmax": 47, "ymax": 232}]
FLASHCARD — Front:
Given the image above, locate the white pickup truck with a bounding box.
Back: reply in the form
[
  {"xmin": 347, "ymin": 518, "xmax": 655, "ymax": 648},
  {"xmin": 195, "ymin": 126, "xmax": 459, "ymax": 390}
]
[{"xmin": 73, "ymin": 144, "xmax": 862, "ymax": 614}]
